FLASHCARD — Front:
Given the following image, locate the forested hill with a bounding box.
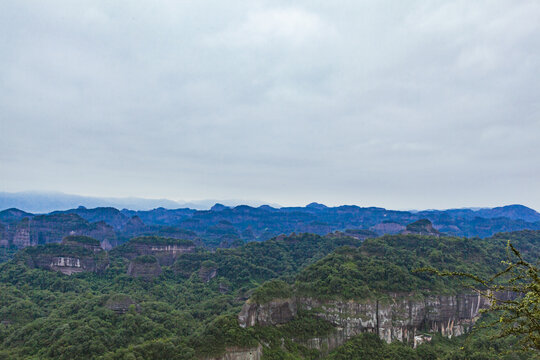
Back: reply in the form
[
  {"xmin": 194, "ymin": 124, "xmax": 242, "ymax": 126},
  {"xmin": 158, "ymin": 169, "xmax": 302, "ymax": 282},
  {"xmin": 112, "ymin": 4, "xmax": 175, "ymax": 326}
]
[
  {"xmin": 1, "ymin": 204, "xmax": 540, "ymax": 259},
  {"xmin": 0, "ymin": 232, "xmax": 360, "ymax": 359},
  {"xmin": 0, "ymin": 230, "xmax": 538, "ymax": 359}
]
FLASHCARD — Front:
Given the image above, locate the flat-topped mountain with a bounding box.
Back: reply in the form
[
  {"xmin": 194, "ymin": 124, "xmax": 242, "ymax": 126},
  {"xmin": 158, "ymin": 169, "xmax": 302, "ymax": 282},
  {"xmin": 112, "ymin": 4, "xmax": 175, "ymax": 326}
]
[
  {"xmin": 17, "ymin": 235, "xmax": 108, "ymax": 275},
  {"xmin": 111, "ymin": 236, "xmax": 195, "ymax": 266},
  {"xmin": 401, "ymin": 219, "xmax": 441, "ymax": 236},
  {"xmin": 0, "ymin": 212, "xmax": 118, "ymax": 249},
  {"xmin": 61, "ymin": 235, "xmax": 103, "ymax": 252}
]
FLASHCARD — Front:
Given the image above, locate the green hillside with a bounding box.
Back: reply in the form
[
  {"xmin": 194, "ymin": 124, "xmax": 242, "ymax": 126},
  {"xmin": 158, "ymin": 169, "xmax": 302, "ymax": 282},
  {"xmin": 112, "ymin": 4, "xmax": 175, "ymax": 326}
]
[{"xmin": 0, "ymin": 231, "xmax": 538, "ymax": 359}]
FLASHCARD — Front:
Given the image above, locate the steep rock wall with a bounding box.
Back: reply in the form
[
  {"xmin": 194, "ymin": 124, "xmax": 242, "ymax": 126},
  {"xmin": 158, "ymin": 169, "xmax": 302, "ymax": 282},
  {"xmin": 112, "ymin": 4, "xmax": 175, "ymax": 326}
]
[
  {"xmin": 3, "ymin": 217, "xmax": 116, "ymax": 249},
  {"xmin": 238, "ymin": 292, "xmax": 512, "ymax": 353},
  {"xmin": 238, "ymin": 298, "xmax": 297, "ymax": 327},
  {"xmin": 202, "ymin": 345, "xmax": 263, "ymax": 360},
  {"xmin": 27, "ymin": 252, "xmax": 108, "ymax": 275},
  {"xmin": 123, "ymin": 243, "xmax": 195, "ymax": 266}
]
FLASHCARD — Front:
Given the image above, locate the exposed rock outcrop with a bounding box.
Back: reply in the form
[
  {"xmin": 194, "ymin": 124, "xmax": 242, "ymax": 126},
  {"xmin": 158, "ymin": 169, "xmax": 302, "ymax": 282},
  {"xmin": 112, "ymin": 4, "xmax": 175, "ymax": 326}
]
[
  {"xmin": 370, "ymin": 222, "xmax": 406, "ymax": 235},
  {"xmin": 239, "ymin": 292, "xmax": 514, "ymax": 352},
  {"xmin": 238, "ymin": 298, "xmax": 297, "ymax": 328},
  {"xmin": 61, "ymin": 235, "xmax": 103, "ymax": 252},
  {"xmin": 199, "ymin": 261, "xmax": 218, "ymax": 282},
  {"xmin": 22, "ymin": 240, "xmax": 109, "ymax": 275},
  {"xmin": 401, "ymin": 219, "xmax": 441, "ymax": 237},
  {"xmin": 1, "ymin": 213, "xmax": 117, "ymax": 249},
  {"xmin": 114, "ymin": 236, "xmax": 195, "ymax": 266},
  {"xmin": 202, "ymin": 345, "xmax": 263, "ymax": 360}
]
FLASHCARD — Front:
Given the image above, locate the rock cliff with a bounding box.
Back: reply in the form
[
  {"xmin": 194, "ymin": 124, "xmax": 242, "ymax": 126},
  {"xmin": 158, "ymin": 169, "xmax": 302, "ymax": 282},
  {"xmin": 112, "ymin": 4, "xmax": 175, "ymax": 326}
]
[
  {"xmin": 22, "ymin": 240, "xmax": 109, "ymax": 275},
  {"xmin": 238, "ymin": 298, "xmax": 297, "ymax": 327},
  {"xmin": 401, "ymin": 219, "xmax": 441, "ymax": 236},
  {"xmin": 202, "ymin": 345, "xmax": 263, "ymax": 360},
  {"xmin": 238, "ymin": 292, "xmax": 512, "ymax": 353},
  {"xmin": 1, "ymin": 213, "xmax": 117, "ymax": 249},
  {"xmin": 199, "ymin": 261, "xmax": 218, "ymax": 282},
  {"xmin": 113, "ymin": 236, "xmax": 195, "ymax": 266}
]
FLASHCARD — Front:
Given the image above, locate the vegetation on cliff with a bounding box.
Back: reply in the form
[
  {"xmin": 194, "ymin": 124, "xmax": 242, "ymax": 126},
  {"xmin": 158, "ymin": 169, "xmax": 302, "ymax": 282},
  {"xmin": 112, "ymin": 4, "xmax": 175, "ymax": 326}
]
[
  {"xmin": 251, "ymin": 280, "xmax": 293, "ymax": 303},
  {"xmin": 421, "ymin": 239, "xmax": 540, "ymax": 351},
  {"xmin": 326, "ymin": 315, "xmax": 537, "ymax": 360},
  {"xmin": 0, "ymin": 230, "xmax": 537, "ymax": 359},
  {"xmin": 62, "ymin": 235, "xmax": 101, "ymax": 246},
  {"xmin": 128, "ymin": 236, "xmax": 194, "ymax": 246},
  {"xmin": 295, "ymin": 233, "xmax": 539, "ymax": 299},
  {"xmin": 0, "ymin": 232, "xmax": 362, "ymax": 359}
]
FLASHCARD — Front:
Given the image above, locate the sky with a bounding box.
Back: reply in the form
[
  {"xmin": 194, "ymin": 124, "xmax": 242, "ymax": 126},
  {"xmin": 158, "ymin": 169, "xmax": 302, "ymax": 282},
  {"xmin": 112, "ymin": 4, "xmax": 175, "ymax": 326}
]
[{"xmin": 1, "ymin": 0, "xmax": 539, "ymax": 210}]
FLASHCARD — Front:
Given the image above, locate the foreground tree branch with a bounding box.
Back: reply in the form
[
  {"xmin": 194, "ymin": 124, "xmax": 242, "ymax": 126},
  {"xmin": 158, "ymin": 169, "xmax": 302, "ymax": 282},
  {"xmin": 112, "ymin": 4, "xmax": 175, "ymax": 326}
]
[{"xmin": 417, "ymin": 241, "xmax": 539, "ymax": 352}]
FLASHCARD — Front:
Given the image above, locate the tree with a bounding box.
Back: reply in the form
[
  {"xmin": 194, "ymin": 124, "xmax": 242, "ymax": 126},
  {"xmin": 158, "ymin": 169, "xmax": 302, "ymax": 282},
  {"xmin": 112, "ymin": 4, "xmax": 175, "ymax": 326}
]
[{"xmin": 419, "ymin": 242, "xmax": 539, "ymax": 351}]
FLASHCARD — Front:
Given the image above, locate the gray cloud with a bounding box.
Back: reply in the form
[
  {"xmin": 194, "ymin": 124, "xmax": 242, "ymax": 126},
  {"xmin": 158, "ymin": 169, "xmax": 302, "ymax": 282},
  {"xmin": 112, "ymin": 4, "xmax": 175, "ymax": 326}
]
[{"xmin": 1, "ymin": 0, "xmax": 539, "ymax": 210}]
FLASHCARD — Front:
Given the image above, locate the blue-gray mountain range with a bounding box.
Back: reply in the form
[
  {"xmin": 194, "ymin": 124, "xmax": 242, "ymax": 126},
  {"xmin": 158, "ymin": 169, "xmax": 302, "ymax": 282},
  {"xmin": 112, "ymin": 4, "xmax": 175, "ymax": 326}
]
[{"xmin": 1, "ymin": 192, "xmax": 539, "ymax": 253}]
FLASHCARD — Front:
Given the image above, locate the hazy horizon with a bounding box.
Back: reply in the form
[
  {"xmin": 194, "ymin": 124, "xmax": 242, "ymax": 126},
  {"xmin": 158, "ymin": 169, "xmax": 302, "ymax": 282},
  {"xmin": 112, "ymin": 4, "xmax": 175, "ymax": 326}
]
[
  {"xmin": 1, "ymin": 190, "xmax": 538, "ymax": 214},
  {"xmin": 1, "ymin": 1, "xmax": 539, "ymax": 210}
]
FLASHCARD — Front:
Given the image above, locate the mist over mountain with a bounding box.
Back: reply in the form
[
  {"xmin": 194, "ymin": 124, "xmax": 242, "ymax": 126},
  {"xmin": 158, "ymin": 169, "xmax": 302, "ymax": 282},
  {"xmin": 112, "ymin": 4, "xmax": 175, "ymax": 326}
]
[{"xmin": 0, "ymin": 191, "xmax": 280, "ymax": 213}]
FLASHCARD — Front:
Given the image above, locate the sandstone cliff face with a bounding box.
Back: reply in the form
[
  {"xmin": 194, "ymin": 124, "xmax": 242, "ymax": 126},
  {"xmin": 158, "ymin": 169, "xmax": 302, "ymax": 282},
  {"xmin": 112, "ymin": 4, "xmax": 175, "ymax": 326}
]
[
  {"xmin": 238, "ymin": 293, "xmax": 501, "ymax": 353},
  {"xmin": 199, "ymin": 265, "xmax": 218, "ymax": 283},
  {"xmin": 13, "ymin": 227, "xmax": 32, "ymax": 248},
  {"xmin": 370, "ymin": 222, "xmax": 405, "ymax": 235},
  {"xmin": 26, "ymin": 249, "xmax": 109, "ymax": 275},
  {"xmin": 238, "ymin": 298, "xmax": 297, "ymax": 327},
  {"xmin": 401, "ymin": 219, "xmax": 441, "ymax": 237},
  {"xmin": 121, "ymin": 242, "xmax": 195, "ymax": 266},
  {"xmin": 202, "ymin": 345, "xmax": 263, "ymax": 360},
  {"xmin": 2, "ymin": 215, "xmax": 117, "ymax": 249}
]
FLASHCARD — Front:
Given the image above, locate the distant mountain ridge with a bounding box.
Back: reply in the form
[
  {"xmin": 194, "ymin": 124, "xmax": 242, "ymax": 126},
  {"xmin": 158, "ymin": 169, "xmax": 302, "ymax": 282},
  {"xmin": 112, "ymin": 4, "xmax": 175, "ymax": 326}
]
[
  {"xmin": 0, "ymin": 191, "xmax": 281, "ymax": 213},
  {"xmin": 1, "ymin": 202, "xmax": 540, "ymax": 257}
]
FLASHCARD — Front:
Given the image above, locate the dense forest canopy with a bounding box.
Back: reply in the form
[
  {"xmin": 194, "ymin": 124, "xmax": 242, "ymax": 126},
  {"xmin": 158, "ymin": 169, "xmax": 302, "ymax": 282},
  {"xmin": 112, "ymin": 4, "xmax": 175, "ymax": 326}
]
[{"xmin": 0, "ymin": 230, "xmax": 538, "ymax": 359}]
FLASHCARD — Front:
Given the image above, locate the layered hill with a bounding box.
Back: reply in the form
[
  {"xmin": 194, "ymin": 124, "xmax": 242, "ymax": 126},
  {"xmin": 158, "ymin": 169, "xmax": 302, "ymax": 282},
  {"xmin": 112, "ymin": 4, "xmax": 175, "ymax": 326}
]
[{"xmin": 1, "ymin": 204, "xmax": 540, "ymax": 263}]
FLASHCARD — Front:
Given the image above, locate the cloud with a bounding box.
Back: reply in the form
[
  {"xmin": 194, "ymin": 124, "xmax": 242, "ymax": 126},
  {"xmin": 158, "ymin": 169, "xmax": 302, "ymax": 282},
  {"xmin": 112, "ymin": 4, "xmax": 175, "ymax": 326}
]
[
  {"xmin": 208, "ymin": 7, "xmax": 332, "ymax": 47},
  {"xmin": 0, "ymin": 0, "xmax": 539, "ymax": 210}
]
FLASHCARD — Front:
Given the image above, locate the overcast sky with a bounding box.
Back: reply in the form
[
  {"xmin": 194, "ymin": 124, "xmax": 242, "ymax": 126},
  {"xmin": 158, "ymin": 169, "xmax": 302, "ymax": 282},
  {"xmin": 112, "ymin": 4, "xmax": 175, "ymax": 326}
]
[{"xmin": 1, "ymin": 1, "xmax": 539, "ymax": 210}]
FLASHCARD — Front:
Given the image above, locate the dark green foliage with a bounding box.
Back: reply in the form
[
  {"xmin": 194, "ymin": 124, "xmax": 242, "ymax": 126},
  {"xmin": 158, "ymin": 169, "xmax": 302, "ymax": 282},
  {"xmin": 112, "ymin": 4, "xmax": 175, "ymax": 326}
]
[
  {"xmin": 0, "ymin": 230, "xmax": 538, "ymax": 359},
  {"xmin": 190, "ymin": 315, "xmax": 258, "ymax": 356},
  {"xmin": 325, "ymin": 327, "xmax": 538, "ymax": 360},
  {"xmin": 0, "ymin": 246, "xmax": 17, "ymax": 263},
  {"xmin": 278, "ymin": 311, "xmax": 335, "ymax": 341},
  {"xmin": 406, "ymin": 219, "xmax": 433, "ymax": 231},
  {"xmin": 295, "ymin": 234, "xmax": 523, "ymax": 299},
  {"xmin": 128, "ymin": 236, "xmax": 194, "ymax": 246},
  {"xmin": 251, "ymin": 280, "xmax": 293, "ymax": 303},
  {"xmin": 132, "ymin": 255, "xmax": 158, "ymax": 264},
  {"xmin": 344, "ymin": 228, "xmax": 377, "ymax": 237},
  {"xmin": 422, "ymin": 241, "xmax": 540, "ymax": 351},
  {"xmin": 18, "ymin": 243, "xmax": 95, "ymax": 258},
  {"xmin": 326, "ymin": 332, "xmax": 389, "ymax": 360},
  {"xmin": 62, "ymin": 235, "xmax": 101, "ymax": 246},
  {"xmin": 0, "ymin": 232, "xmax": 360, "ymax": 359}
]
